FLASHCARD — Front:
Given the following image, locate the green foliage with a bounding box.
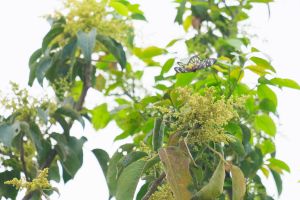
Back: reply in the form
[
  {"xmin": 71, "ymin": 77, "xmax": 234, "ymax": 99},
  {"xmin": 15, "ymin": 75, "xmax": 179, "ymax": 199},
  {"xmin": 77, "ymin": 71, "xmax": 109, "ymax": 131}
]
[{"xmin": 1, "ymin": 0, "xmax": 299, "ymax": 199}]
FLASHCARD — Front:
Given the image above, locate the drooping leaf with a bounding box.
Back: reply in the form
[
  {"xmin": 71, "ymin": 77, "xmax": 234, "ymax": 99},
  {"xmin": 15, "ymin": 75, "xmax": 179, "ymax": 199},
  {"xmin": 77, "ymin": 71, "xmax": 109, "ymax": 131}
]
[
  {"xmin": 115, "ymin": 160, "xmax": 146, "ymax": 200},
  {"xmin": 52, "ymin": 134, "xmax": 87, "ymax": 179},
  {"xmin": 92, "ymin": 148, "xmax": 110, "ymax": 177},
  {"xmin": 0, "ymin": 122, "xmax": 21, "ymax": 147},
  {"xmin": 270, "ymin": 169, "xmax": 282, "ymax": 195},
  {"xmin": 36, "ymin": 56, "xmax": 52, "ymax": 85},
  {"xmin": 161, "ymin": 58, "xmax": 175, "ymax": 74},
  {"xmin": 77, "ymin": 28, "xmax": 97, "ymax": 63},
  {"xmin": 231, "ymin": 165, "xmax": 246, "ymax": 200},
  {"xmin": 250, "ymin": 56, "xmax": 275, "ymax": 72},
  {"xmin": 195, "ymin": 160, "xmax": 225, "ymax": 200},
  {"xmin": 254, "ymin": 114, "xmax": 276, "ymax": 136},
  {"xmin": 159, "ymin": 146, "xmax": 193, "ymax": 200},
  {"xmin": 96, "ymin": 34, "xmax": 127, "ymax": 69}
]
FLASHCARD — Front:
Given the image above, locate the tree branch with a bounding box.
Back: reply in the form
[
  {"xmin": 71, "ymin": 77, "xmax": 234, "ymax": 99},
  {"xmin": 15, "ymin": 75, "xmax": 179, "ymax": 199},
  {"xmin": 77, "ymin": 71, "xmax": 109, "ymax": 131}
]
[{"xmin": 142, "ymin": 172, "xmax": 166, "ymax": 200}]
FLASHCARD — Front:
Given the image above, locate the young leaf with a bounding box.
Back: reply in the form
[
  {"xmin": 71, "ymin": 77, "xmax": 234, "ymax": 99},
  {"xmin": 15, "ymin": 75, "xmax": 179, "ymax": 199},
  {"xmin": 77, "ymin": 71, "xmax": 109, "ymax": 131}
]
[
  {"xmin": 194, "ymin": 160, "xmax": 225, "ymax": 200},
  {"xmin": 158, "ymin": 146, "xmax": 193, "ymax": 200},
  {"xmin": 91, "ymin": 103, "xmax": 111, "ymax": 130},
  {"xmin": 161, "ymin": 58, "xmax": 175, "ymax": 74},
  {"xmin": 270, "ymin": 78, "xmax": 300, "ymax": 90},
  {"xmin": 231, "ymin": 165, "xmax": 246, "ymax": 200}
]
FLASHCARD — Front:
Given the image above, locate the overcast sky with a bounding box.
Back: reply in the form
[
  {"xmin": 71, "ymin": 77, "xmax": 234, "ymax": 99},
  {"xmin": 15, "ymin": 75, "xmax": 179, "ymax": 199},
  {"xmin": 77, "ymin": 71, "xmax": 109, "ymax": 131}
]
[{"xmin": 1, "ymin": 0, "xmax": 300, "ymax": 199}]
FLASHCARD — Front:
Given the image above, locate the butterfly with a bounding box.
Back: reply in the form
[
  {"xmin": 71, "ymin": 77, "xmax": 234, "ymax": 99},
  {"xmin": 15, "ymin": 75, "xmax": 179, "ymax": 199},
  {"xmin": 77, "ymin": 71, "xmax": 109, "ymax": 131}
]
[{"xmin": 174, "ymin": 55, "xmax": 217, "ymax": 73}]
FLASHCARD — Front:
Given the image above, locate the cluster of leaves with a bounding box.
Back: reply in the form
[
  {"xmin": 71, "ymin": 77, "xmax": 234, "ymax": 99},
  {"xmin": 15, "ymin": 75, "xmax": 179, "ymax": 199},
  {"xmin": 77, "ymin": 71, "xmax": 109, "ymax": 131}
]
[{"xmin": 1, "ymin": 0, "xmax": 299, "ymax": 200}]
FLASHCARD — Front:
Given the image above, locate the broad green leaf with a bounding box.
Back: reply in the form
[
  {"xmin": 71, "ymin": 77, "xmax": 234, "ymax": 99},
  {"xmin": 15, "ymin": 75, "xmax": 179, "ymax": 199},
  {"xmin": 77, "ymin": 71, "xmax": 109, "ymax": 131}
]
[
  {"xmin": 136, "ymin": 182, "xmax": 150, "ymax": 200},
  {"xmin": 106, "ymin": 144, "xmax": 135, "ymax": 197},
  {"xmin": 231, "ymin": 165, "xmax": 246, "ymax": 200},
  {"xmin": 0, "ymin": 122, "xmax": 21, "ymax": 147},
  {"xmin": 175, "ymin": 73, "xmax": 196, "ymax": 87},
  {"xmin": 270, "ymin": 78, "xmax": 300, "ymax": 90},
  {"xmin": 175, "ymin": 0, "xmax": 187, "ymax": 24},
  {"xmin": 250, "ymin": 56, "xmax": 276, "ymax": 72},
  {"xmin": 254, "ymin": 114, "xmax": 276, "ymax": 136},
  {"xmin": 115, "ymin": 160, "xmax": 146, "ymax": 200},
  {"xmin": 270, "ymin": 169, "xmax": 282, "ymax": 195},
  {"xmin": 260, "ymin": 139, "xmax": 275, "ymax": 155},
  {"xmin": 152, "ymin": 118, "xmax": 164, "ymax": 151},
  {"xmin": 97, "ymin": 34, "xmax": 127, "ymax": 69},
  {"xmin": 52, "ymin": 134, "xmax": 87, "ymax": 178},
  {"xmin": 268, "ymin": 158, "xmax": 290, "ymax": 173},
  {"xmin": 92, "ymin": 149, "xmax": 110, "ymax": 177},
  {"xmin": 259, "ymin": 98, "xmax": 276, "ymax": 113},
  {"xmin": 55, "ymin": 106, "xmax": 85, "ymax": 127},
  {"xmin": 29, "ymin": 48, "xmax": 43, "ymax": 66},
  {"xmin": 91, "ymin": 103, "xmax": 111, "ymax": 130},
  {"xmin": 77, "ymin": 28, "xmax": 97, "ymax": 62},
  {"xmin": 42, "ymin": 27, "xmax": 64, "ymax": 51},
  {"xmin": 161, "ymin": 58, "xmax": 175, "ymax": 74},
  {"xmin": 159, "ymin": 146, "xmax": 193, "ymax": 200},
  {"xmin": 134, "ymin": 46, "xmax": 166, "ymax": 59},
  {"xmin": 36, "ymin": 56, "xmax": 52, "ymax": 85},
  {"xmin": 257, "ymin": 84, "xmax": 277, "ymax": 107},
  {"xmin": 0, "ymin": 170, "xmax": 20, "ymax": 199},
  {"xmin": 110, "ymin": 2, "xmax": 129, "ymax": 16},
  {"xmin": 195, "ymin": 160, "xmax": 225, "ymax": 199},
  {"xmin": 117, "ymin": 151, "xmax": 148, "ymax": 177}
]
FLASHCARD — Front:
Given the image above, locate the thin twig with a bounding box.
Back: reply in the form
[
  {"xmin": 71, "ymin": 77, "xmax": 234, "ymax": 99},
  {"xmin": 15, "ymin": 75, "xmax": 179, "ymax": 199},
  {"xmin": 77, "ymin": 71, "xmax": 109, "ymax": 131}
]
[{"xmin": 142, "ymin": 172, "xmax": 166, "ymax": 200}]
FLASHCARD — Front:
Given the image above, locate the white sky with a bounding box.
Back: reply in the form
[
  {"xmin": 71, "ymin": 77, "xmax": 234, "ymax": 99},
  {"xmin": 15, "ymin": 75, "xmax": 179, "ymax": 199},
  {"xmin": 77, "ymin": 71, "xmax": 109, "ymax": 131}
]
[{"xmin": 1, "ymin": 0, "xmax": 300, "ymax": 199}]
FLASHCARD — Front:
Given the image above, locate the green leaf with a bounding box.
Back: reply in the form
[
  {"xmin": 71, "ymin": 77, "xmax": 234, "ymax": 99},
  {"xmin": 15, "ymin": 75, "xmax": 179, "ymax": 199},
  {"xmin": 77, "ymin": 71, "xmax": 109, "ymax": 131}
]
[
  {"xmin": 77, "ymin": 28, "xmax": 97, "ymax": 62},
  {"xmin": 117, "ymin": 151, "xmax": 148, "ymax": 177},
  {"xmin": 110, "ymin": 2, "xmax": 129, "ymax": 16},
  {"xmin": 106, "ymin": 144, "xmax": 135, "ymax": 197},
  {"xmin": 268, "ymin": 158, "xmax": 290, "ymax": 173},
  {"xmin": 161, "ymin": 58, "xmax": 175, "ymax": 74},
  {"xmin": 175, "ymin": 73, "xmax": 196, "ymax": 87},
  {"xmin": 52, "ymin": 134, "xmax": 87, "ymax": 178},
  {"xmin": 229, "ymin": 136, "xmax": 246, "ymax": 157},
  {"xmin": 158, "ymin": 146, "xmax": 193, "ymax": 199},
  {"xmin": 246, "ymin": 65, "xmax": 270, "ymax": 76},
  {"xmin": 136, "ymin": 182, "xmax": 150, "ymax": 200},
  {"xmin": 42, "ymin": 27, "xmax": 64, "ymax": 51},
  {"xmin": 259, "ymin": 98, "xmax": 276, "ymax": 113},
  {"xmin": 94, "ymin": 74, "xmax": 106, "ymax": 92},
  {"xmin": 0, "ymin": 122, "xmax": 21, "ymax": 147},
  {"xmin": 97, "ymin": 34, "xmax": 127, "ymax": 69},
  {"xmin": 270, "ymin": 169, "xmax": 282, "ymax": 195},
  {"xmin": 0, "ymin": 170, "xmax": 20, "ymax": 199},
  {"xmin": 166, "ymin": 38, "xmax": 182, "ymax": 48},
  {"xmin": 91, "ymin": 103, "xmax": 111, "ymax": 130},
  {"xmin": 134, "ymin": 46, "xmax": 166, "ymax": 59},
  {"xmin": 257, "ymin": 84, "xmax": 277, "ymax": 107},
  {"xmin": 152, "ymin": 118, "xmax": 164, "ymax": 151},
  {"xmin": 260, "ymin": 139, "xmax": 275, "ymax": 155},
  {"xmin": 254, "ymin": 114, "xmax": 276, "ymax": 136},
  {"xmin": 36, "ymin": 56, "xmax": 52, "ymax": 85},
  {"xmin": 131, "ymin": 13, "xmax": 146, "ymax": 20},
  {"xmin": 29, "ymin": 48, "xmax": 43, "ymax": 66},
  {"xmin": 92, "ymin": 149, "xmax": 110, "ymax": 177},
  {"xmin": 55, "ymin": 106, "xmax": 85, "ymax": 127},
  {"xmin": 270, "ymin": 78, "xmax": 300, "ymax": 90},
  {"xmin": 175, "ymin": 0, "xmax": 187, "ymax": 24},
  {"xmin": 116, "ymin": 160, "xmax": 146, "ymax": 200},
  {"xmin": 250, "ymin": 56, "xmax": 276, "ymax": 72}
]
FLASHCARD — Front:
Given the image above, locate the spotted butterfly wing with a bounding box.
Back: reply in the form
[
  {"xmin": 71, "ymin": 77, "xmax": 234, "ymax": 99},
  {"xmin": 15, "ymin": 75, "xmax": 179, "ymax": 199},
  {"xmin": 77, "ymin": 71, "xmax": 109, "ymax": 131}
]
[{"xmin": 174, "ymin": 56, "xmax": 216, "ymax": 73}]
